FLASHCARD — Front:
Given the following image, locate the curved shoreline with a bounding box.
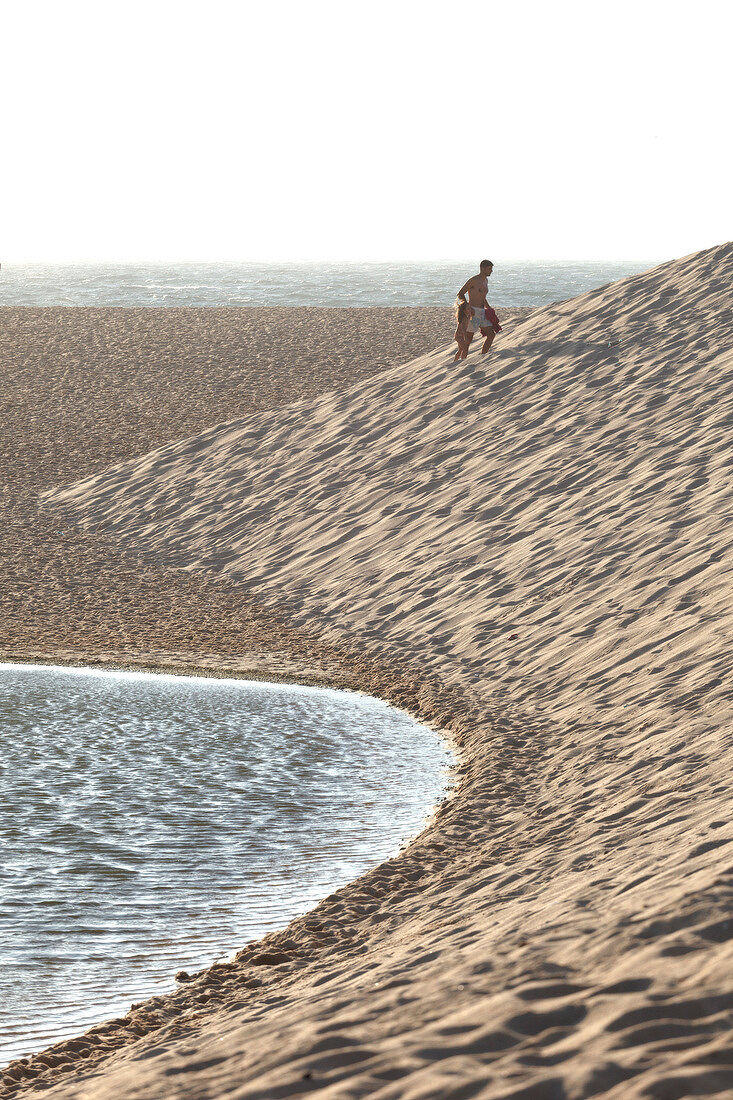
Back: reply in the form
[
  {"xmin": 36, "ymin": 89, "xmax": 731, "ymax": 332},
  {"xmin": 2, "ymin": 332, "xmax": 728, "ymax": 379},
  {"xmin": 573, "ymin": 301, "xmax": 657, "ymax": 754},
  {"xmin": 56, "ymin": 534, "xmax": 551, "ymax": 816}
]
[
  {"xmin": 0, "ymin": 659, "xmax": 457, "ymax": 1078},
  {"xmin": 1, "ymin": 650, "xmax": 474, "ymax": 1096}
]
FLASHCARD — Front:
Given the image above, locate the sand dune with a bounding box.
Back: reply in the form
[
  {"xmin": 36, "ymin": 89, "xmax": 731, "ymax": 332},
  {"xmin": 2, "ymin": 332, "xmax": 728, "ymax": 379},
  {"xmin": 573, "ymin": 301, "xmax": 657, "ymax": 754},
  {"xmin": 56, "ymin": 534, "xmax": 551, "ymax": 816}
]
[
  {"xmin": 4, "ymin": 307, "xmax": 519, "ymax": 679},
  {"xmin": 5, "ymin": 248, "xmax": 733, "ymax": 1098}
]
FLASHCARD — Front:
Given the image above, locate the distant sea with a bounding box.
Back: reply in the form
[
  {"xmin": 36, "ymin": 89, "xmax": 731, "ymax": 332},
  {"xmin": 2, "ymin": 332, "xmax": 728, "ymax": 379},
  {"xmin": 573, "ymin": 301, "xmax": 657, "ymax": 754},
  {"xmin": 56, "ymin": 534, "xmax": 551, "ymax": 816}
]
[{"xmin": 0, "ymin": 261, "xmax": 655, "ymax": 309}]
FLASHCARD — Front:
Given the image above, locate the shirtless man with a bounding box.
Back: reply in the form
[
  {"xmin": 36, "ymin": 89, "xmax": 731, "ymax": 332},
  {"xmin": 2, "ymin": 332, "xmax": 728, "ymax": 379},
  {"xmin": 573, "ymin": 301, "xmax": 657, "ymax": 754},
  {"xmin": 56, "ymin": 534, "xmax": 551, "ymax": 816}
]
[{"xmin": 457, "ymin": 259, "xmax": 497, "ymax": 354}]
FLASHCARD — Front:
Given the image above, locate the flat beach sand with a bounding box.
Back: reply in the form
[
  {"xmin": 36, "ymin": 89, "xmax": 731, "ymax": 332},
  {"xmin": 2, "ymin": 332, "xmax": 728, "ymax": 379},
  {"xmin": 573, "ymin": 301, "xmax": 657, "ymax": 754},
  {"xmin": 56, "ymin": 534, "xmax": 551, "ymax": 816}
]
[{"xmin": 1, "ymin": 253, "xmax": 732, "ymax": 1099}]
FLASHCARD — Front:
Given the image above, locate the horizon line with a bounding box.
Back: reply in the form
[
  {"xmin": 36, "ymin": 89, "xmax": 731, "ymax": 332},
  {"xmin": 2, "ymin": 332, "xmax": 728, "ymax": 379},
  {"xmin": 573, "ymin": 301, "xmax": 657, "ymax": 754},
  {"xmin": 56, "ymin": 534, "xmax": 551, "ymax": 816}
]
[{"xmin": 3, "ymin": 256, "xmax": 663, "ymax": 267}]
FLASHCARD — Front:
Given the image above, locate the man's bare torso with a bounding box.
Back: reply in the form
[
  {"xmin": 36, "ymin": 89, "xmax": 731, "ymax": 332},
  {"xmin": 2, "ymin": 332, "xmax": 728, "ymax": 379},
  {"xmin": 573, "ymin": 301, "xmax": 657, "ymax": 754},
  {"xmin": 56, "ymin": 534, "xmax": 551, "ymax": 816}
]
[{"xmin": 465, "ymin": 274, "xmax": 489, "ymax": 308}]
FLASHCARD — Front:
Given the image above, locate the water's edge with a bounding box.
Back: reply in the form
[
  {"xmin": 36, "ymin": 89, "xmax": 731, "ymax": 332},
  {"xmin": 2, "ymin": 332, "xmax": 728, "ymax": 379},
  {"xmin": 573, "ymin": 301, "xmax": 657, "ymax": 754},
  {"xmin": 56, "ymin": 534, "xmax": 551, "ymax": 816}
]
[{"xmin": 1, "ymin": 657, "xmax": 459, "ymax": 1071}]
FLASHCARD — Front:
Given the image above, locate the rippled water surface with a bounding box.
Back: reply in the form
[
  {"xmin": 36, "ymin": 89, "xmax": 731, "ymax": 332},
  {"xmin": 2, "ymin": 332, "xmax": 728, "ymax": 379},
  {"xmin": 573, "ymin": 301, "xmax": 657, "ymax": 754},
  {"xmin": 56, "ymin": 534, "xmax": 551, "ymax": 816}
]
[
  {"xmin": 0, "ymin": 664, "xmax": 450, "ymax": 1064},
  {"xmin": 0, "ymin": 260, "xmax": 655, "ymax": 308}
]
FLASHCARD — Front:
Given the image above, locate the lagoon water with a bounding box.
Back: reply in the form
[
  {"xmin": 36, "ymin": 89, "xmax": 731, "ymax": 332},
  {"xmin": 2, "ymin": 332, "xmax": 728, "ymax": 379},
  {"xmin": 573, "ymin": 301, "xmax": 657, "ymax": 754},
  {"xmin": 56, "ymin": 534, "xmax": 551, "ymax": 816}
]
[
  {"xmin": 0, "ymin": 664, "xmax": 450, "ymax": 1064},
  {"xmin": 0, "ymin": 260, "xmax": 655, "ymax": 309}
]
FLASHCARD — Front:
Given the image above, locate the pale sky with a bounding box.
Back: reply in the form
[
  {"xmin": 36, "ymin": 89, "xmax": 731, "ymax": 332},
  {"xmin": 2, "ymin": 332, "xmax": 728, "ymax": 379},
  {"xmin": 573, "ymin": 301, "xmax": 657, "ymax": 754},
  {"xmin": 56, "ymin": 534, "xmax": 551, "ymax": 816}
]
[{"xmin": 4, "ymin": 0, "xmax": 731, "ymax": 263}]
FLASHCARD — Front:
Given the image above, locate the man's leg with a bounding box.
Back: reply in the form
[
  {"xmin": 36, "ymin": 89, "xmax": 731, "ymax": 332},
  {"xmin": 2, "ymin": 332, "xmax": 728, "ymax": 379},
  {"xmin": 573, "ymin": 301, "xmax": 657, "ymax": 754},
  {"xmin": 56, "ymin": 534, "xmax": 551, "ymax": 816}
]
[{"xmin": 480, "ymin": 328, "xmax": 495, "ymax": 354}]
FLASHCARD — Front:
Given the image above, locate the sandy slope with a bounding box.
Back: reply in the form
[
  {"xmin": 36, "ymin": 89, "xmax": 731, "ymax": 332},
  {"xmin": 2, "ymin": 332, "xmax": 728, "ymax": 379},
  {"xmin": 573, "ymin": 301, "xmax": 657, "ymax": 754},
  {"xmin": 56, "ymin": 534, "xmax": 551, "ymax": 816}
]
[
  {"xmin": 0, "ymin": 307, "xmax": 465, "ymax": 494},
  {"xmin": 3, "ymin": 307, "xmax": 508, "ymax": 678},
  {"xmin": 6, "ymin": 251, "xmax": 733, "ymax": 1098}
]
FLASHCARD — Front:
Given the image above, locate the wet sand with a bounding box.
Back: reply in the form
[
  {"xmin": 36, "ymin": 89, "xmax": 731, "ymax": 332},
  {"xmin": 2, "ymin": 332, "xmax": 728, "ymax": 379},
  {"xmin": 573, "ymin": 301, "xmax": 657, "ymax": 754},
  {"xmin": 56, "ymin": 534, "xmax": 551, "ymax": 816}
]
[{"xmin": 2, "ymin": 269, "xmax": 732, "ymax": 1100}]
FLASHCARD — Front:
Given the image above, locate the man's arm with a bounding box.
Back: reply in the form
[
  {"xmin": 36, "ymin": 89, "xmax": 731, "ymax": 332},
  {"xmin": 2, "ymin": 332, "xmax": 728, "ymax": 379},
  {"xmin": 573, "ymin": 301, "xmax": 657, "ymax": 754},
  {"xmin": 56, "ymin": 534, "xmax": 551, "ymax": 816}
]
[{"xmin": 457, "ymin": 277, "xmax": 474, "ymax": 301}]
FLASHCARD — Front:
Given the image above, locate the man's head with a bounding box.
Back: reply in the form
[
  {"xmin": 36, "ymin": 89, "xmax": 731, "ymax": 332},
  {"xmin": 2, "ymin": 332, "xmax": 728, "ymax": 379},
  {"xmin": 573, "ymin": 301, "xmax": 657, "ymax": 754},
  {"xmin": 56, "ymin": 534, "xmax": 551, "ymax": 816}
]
[{"xmin": 480, "ymin": 259, "xmax": 494, "ymax": 276}]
